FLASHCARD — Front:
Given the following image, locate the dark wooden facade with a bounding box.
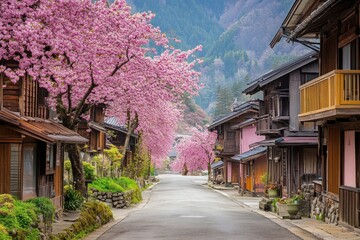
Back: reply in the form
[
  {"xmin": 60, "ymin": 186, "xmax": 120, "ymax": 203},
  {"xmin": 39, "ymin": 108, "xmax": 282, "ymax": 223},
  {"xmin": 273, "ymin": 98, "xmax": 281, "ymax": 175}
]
[
  {"xmin": 271, "ymin": 0, "xmax": 360, "ymax": 228},
  {"xmin": 0, "ymin": 69, "xmax": 87, "ymax": 210},
  {"xmin": 244, "ymin": 54, "xmax": 319, "ymax": 197},
  {"xmin": 209, "ymin": 101, "xmax": 260, "ymax": 186},
  {"xmin": 78, "ymin": 105, "xmax": 106, "ymax": 154}
]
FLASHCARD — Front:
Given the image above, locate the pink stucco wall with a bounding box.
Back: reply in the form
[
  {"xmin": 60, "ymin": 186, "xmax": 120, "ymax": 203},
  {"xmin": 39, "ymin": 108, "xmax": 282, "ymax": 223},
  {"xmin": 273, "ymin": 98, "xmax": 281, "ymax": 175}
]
[
  {"xmin": 344, "ymin": 131, "xmax": 356, "ymax": 187},
  {"xmin": 240, "ymin": 125, "xmax": 265, "ymax": 153},
  {"xmin": 227, "ymin": 161, "xmax": 232, "ymax": 183}
]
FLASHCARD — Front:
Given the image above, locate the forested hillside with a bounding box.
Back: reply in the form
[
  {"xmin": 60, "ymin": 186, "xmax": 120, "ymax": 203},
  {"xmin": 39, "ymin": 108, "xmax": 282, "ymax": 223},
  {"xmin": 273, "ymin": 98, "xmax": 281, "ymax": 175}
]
[{"xmin": 128, "ymin": 0, "xmax": 309, "ymax": 120}]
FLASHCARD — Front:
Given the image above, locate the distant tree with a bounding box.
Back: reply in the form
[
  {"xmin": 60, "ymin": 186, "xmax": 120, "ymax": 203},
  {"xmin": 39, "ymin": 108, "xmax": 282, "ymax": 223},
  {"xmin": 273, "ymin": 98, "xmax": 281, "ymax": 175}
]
[
  {"xmin": 213, "ymin": 86, "xmax": 234, "ymax": 118},
  {"xmin": 171, "ymin": 127, "xmax": 217, "ymax": 180}
]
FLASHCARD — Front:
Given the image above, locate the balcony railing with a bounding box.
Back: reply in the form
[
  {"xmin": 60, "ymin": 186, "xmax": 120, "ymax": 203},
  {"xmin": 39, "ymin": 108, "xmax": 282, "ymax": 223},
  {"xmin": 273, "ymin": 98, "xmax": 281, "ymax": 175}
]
[
  {"xmin": 256, "ymin": 114, "xmax": 284, "ymax": 135},
  {"xmin": 222, "ymin": 139, "xmax": 238, "ymax": 154},
  {"xmin": 299, "ymin": 70, "xmax": 360, "ymax": 121}
]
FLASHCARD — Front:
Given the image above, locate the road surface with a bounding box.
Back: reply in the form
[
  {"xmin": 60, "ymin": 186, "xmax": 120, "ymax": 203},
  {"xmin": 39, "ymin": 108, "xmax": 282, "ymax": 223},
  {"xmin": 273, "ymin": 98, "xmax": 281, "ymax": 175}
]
[{"xmin": 99, "ymin": 174, "xmax": 301, "ymax": 240}]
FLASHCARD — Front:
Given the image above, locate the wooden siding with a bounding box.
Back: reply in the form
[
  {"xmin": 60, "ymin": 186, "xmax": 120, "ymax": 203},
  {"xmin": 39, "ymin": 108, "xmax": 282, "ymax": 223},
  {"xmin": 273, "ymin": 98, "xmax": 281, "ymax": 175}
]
[
  {"xmin": 22, "ymin": 76, "xmax": 37, "ymax": 117},
  {"xmin": 2, "ymin": 78, "xmax": 20, "ymax": 112},
  {"xmin": 328, "ymin": 127, "xmax": 340, "ymax": 195},
  {"xmin": 0, "ymin": 144, "xmax": 10, "ymax": 194},
  {"xmin": 339, "ymin": 186, "xmax": 360, "ymax": 228},
  {"xmin": 321, "ymin": 30, "xmax": 337, "ymax": 75},
  {"xmin": 299, "ymin": 70, "xmax": 360, "ymax": 121}
]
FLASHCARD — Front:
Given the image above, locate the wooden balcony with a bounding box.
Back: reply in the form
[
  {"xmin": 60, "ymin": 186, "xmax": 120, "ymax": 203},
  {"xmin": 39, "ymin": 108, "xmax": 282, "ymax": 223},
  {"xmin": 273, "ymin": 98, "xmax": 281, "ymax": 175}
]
[
  {"xmin": 221, "ymin": 139, "xmax": 238, "ymax": 155},
  {"xmin": 299, "ymin": 70, "xmax": 360, "ymax": 122},
  {"xmin": 256, "ymin": 114, "xmax": 284, "ymax": 135},
  {"xmin": 339, "ymin": 186, "xmax": 360, "ymax": 228}
]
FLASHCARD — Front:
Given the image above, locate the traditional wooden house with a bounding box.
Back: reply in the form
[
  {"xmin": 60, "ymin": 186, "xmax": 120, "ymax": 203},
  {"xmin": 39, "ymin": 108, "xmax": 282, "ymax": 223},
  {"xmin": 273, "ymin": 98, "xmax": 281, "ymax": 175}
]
[
  {"xmin": 243, "ymin": 52, "xmax": 319, "ymax": 197},
  {"xmin": 0, "ymin": 67, "xmax": 87, "ymax": 210},
  {"xmin": 271, "ymin": 0, "xmax": 360, "ymax": 228},
  {"xmin": 231, "ymin": 118, "xmax": 266, "ymax": 196},
  {"xmin": 77, "ymin": 104, "xmax": 106, "ymax": 159},
  {"xmin": 208, "ymin": 100, "xmax": 261, "ymax": 186},
  {"xmin": 104, "ymin": 116, "xmax": 138, "ymax": 167}
]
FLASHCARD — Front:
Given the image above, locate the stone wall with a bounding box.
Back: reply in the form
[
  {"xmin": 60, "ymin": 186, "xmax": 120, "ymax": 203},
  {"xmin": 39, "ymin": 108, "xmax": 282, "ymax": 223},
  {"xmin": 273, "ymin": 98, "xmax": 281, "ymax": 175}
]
[
  {"xmin": 298, "ymin": 183, "xmax": 315, "ymax": 217},
  {"xmin": 311, "ymin": 194, "xmax": 339, "ymax": 224},
  {"xmin": 91, "ymin": 189, "xmax": 133, "ymax": 209}
]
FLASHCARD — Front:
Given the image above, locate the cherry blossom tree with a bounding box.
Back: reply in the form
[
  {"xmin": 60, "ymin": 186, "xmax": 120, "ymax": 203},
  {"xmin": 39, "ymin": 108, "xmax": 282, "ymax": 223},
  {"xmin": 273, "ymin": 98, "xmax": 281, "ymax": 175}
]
[
  {"xmin": 171, "ymin": 127, "xmax": 217, "ymax": 180},
  {"xmin": 0, "ymin": 0, "xmax": 201, "ymax": 193}
]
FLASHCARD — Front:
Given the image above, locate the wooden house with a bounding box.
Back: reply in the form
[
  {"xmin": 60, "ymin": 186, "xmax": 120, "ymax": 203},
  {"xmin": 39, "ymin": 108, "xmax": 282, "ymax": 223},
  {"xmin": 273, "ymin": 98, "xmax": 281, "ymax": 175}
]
[
  {"xmin": 243, "ymin": 53, "xmax": 319, "ymax": 197},
  {"xmin": 77, "ymin": 105, "xmax": 106, "ymax": 158},
  {"xmin": 231, "ymin": 118, "xmax": 266, "ymax": 196},
  {"xmin": 208, "ymin": 100, "xmax": 261, "ymax": 186},
  {"xmin": 271, "ymin": 0, "xmax": 360, "ymax": 228},
  {"xmin": 104, "ymin": 116, "xmax": 138, "ymax": 167},
  {"xmin": 0, "ymin": 68, "xmax": 87, "ymax": 210}
]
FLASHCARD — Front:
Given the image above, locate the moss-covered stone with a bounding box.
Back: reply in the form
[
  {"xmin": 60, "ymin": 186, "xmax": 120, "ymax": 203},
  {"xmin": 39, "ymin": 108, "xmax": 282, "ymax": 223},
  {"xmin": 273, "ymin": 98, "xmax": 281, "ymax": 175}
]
[{"xmin": 51, "ymin": 201, "xmax": 113, "ymax": 240}]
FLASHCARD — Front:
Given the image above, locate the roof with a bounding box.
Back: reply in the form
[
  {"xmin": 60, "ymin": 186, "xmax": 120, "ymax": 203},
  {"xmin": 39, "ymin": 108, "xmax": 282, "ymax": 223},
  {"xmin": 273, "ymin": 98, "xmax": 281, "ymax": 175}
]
[
  {"xmin": 231, "ymin": 146, "xmax": 267, "ymax": 162},
  {"xmin": 270, "ymin": 0, "xmax": 349, "ymax": 48},
  {"xmin": 231, "ymin": 118, "xmax": 256, "ymax": 130},
  {"xmin": 104, "ymin": 117, "xmax": 138, "ymax": 138},
  {"xmin": 89, "ymin": 121, "xmax": 106, "ymax": 132},
  {"xmin": 243, "ymin": 52, "xmax": 318, "ymax": 95},
  {"xmin": 0, "ymin": 109, "xmax": 88, "ymax": 143},
  {"xmin": 211, "ymin": 160, "xmax": 224, "ymax": 169},
  {"xmin": 208, "ymin": 101, "xmax": 259, "ymax": 130},
  {"xmin": 250, "ymin": 136, "xmax": 318, "ymax": 148}
]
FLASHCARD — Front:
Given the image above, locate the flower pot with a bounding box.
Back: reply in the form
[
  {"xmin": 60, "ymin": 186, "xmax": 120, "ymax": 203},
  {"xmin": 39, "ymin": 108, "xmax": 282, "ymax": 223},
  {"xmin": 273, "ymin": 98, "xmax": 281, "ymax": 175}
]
[
  {"xmin": 268, "ymin": 189, "xmax": 278, "ymax": 198},
  {"xmin": 287, "ymin": 203, "xmax": 299, "ymax": 216}
]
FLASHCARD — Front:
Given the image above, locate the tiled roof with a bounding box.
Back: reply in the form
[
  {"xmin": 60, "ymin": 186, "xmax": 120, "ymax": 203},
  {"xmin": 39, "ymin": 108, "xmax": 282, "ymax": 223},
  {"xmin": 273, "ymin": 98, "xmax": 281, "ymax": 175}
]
[{"xmin": 0, "ymin": 109, "xmax": 88, "ymax": 143}]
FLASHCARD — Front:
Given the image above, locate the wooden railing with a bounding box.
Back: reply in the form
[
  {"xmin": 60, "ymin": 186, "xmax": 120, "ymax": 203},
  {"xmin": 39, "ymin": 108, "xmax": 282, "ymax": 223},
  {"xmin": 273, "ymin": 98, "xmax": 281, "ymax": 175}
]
[
  {"xmin": 339, "ymin": 186, "xmax": 360, "ymax": 228},
  {"xmin": 223, "ymin": 139, "xmax": 237, "ymax": 154},
  {"xmin": 257, "ymin": 114, "xmax": 270, "ymax": 133},
  {"xmin": 300, "ymin": 70, "xmax": 360, "ymax": 118}
]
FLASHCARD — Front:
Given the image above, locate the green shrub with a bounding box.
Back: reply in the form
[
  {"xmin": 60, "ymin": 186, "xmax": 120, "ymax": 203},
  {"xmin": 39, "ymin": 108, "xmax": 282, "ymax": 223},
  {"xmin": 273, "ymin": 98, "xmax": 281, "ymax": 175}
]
[
  {"xmin": 83, "ymin": 161, "xmax": 96, "ymax": 181},
  {"xmin": 64, "ymin": 187, "xmax": 84, "ymax": 211},
  {"xmin": 27, "ymin": 197, "xmax": 55, "ymax": 224},
  {"xmin": 89, "ymin": 178, "xmax": 124, "ymax": 193},
  {"xmin": 89, "ymin": 177, "xmax": 142, "ymax": 204},
  {"xmin": 0, "ymin": 194, "xmax": 41, "ymax": 240}
]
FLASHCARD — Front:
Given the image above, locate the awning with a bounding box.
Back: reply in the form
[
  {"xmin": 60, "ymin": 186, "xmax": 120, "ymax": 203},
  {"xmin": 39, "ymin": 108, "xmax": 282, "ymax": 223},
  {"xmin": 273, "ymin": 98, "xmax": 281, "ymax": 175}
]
[
  {"xmin": 276, "ymin": 136, "xmax": 318, "ymax": 146},
  {"xmin": 231, "ymin": 146, "xmax": 267, "ymax": 162},
  {"xmin": 89, "ymin": 121, "xmax": 106, "ymax": 132},
  {"xmin": 250, "ymin": 136, "xmax": 318, "ymax": 148},
  {"xmin": 250, "ymin": 138, "xmax": 282, "ymax": 148},
  {"xmin": 211, "ymin": 160, "xmax": 223, "ymax": 169},
  {"xmin": 0, "ymin": 109, "xmax": 88, "ymax": 144}
]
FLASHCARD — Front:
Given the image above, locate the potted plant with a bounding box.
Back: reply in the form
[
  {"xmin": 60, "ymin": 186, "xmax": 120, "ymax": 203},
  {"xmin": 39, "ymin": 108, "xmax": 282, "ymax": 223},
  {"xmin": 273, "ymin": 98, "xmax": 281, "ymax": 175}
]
[
  {"xmin": 285, "ymin": 195, "xmax": 301, "ymax": 216},
  {"xmin": 265, "ymin": 184, "xmax": 279, "ymax": 198}
]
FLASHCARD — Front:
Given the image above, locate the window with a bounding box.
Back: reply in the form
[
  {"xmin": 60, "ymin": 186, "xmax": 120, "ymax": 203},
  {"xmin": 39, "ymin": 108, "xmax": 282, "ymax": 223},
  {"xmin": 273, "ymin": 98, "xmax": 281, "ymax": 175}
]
[
  {"xmin": 23, "ymin": 144, "xmax": 37, "ymax": 200},
  {"xmin": 47, "ymin": 145, "xmax": 55, "ymax": 171},
  {"xmin": 10, "ymin": 144, "xmax": 21, "ymax": 198}
]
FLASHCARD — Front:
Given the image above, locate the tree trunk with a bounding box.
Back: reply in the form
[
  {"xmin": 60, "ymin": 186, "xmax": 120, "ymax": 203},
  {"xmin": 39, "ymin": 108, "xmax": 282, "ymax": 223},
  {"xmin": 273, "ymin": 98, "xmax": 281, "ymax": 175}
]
[
  {"xmin": 66, "ymin": 144, "xmax": 86, "ymax": 195},
  {"xmin": 208, "ymin": 161, "xmax": 211, "ymax": 182}
]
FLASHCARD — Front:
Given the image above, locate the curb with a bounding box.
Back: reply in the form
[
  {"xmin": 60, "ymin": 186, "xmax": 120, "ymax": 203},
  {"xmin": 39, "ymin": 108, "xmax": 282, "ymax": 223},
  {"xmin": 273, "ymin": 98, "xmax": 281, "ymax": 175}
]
[{"xmin": 83, "ymin": 181, "xmax": 159, "ymax": 240}]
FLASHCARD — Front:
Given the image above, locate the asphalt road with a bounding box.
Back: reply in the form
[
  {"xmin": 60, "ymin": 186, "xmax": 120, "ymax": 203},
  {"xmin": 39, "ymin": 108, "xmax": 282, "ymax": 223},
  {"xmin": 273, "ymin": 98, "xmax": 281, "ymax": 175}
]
[{"xmin": 99, "ymin": 174, "xmax": 301, "ymax": 240}]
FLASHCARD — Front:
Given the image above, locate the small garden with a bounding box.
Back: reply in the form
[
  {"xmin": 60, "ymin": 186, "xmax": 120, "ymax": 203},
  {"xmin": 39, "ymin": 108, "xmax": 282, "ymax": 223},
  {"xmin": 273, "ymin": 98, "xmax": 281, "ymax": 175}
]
[{"xmin": 0, "ymin": 194, "xmax": 55, "ymax": 240}]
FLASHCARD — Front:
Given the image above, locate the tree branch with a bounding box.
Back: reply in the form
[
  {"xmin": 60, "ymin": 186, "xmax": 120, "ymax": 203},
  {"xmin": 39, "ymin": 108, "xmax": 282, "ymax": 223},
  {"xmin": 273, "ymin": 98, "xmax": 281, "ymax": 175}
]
[
  {"xmin": 110, "ymin": 47, "xmax": 134, "ymax": 77},
  {"xmin": 73, "ymin": 62, "xmax": 97, "ymax": 121}
]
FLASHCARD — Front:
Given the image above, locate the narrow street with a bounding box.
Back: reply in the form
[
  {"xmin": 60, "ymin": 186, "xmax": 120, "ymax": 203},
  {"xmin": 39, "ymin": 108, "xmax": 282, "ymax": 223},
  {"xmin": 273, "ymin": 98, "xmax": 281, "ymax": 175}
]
[{"xmin": 99, "ymin": 175, "xmax": 301, "ymax": 240}]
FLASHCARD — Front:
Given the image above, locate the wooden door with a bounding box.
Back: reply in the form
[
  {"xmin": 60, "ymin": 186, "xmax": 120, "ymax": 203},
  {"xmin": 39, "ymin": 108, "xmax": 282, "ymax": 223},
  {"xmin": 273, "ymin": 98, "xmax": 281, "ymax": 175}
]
[
  {"xmin": 231, "ymin": 163, "xmax": 239, "ymax": 184},
  {"xmin": 0, "ymin": 144, "xmax": 10, "ymax": 194}
]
